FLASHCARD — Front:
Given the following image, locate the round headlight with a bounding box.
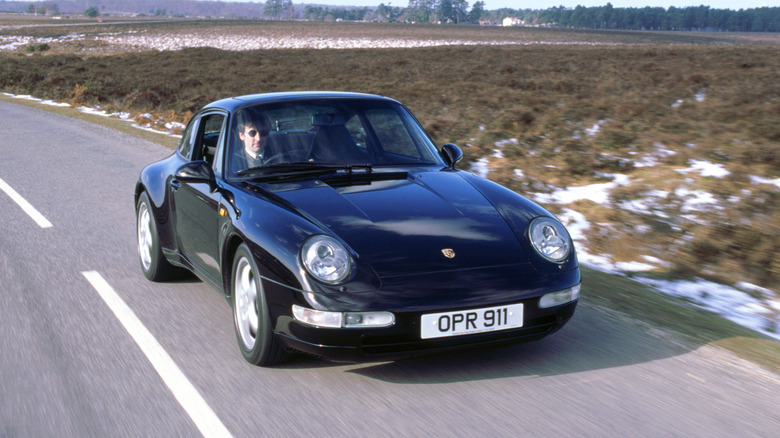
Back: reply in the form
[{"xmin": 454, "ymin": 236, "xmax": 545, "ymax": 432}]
[
  {"xmin": 301, "ymin": 235, "xmax": 352, "ymax": 284},
  {"xmin": 529, "ymin": 217, "xmax": 572, "ymax": 263}
]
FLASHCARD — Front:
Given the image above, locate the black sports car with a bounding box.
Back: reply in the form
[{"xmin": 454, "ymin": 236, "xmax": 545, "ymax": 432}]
[{"xmin": 135, "ymin": 91, "xmax": 580, "ymax": 366}]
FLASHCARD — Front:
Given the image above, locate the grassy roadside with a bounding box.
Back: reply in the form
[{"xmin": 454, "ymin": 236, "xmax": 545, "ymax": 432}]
[
  {"xmin": 582, "ymin": 267, "xmax": 780, "ymax": 375},
  {"xmin": 4, "ymin": 92, "xmax": 777, "ymax": 375},
  {"xmin": 0, "ymin": 93, "xmax": 179, "ymax": 149}
]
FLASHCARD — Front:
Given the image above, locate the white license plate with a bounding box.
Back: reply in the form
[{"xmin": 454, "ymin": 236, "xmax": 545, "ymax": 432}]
[{"xmin": 420, "ymin": 303, "xmax": 524, "ymax": 339}]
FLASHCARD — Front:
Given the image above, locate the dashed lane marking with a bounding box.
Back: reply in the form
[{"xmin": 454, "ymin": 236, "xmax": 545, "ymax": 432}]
[
  {"xmin": 0, "ymin": 176, "xmax": 53, "ymax": 228},
  {"xmin": 82, "ymin": 271, "xmax": 232, "ymax": 438}
]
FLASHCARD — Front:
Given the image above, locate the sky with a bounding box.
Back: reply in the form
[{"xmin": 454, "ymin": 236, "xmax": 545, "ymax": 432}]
[{"xmin": 230, "ymin": 0, "xmax": 777, "ymax": 10}]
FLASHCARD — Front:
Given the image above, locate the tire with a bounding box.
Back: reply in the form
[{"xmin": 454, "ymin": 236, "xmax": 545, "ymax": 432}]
[
  {"xmin": 136, "ymin": 192, "xmax": 176, "ymax": 282},
  {"xmin": 231, "ymin": 243, "xmax": 288, "ymax": 366}
]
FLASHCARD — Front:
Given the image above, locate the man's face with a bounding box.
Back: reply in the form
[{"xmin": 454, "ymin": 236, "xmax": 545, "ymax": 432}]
[{"xmin": 238, "ymin": 124, "xmax": 267, "ymax": 158}]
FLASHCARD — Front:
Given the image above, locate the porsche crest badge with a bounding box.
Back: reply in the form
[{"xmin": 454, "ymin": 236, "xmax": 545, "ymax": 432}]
[{"xmin": 441, "ymin": 248, "xmax": 456, "ymax": 259}]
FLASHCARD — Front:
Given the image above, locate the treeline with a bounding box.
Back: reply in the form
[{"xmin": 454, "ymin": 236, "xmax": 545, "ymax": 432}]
[
  {"xmin": 296, "ymin": 1, "xmax": 780, "ymax": 31},
  {"xmin": 296, "ymin": 0, "xmax": 486, "ymax": 24},
  {"xmin": 6, "ymin": 0, "xmax": 780, "ymax": 31},
  {"xmin": 533, "ymin": 4, "xmax": 780, "ymax": 32},
  {"xmin": 301, "ymin": 5, "xmax": 371, "ymax": 22}
]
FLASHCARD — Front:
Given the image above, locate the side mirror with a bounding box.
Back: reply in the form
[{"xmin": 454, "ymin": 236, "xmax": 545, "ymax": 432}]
[
  {"xmin": 175, "ymin": 161, "xmax": 216, "ymax": 185},
  {"xmin": 440, "ymin": 143, "xmax": 463, "ymax": 168}
]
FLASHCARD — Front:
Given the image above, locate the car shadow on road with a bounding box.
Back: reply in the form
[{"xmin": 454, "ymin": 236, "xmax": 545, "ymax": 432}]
[
  {"xmin": 331, "ymin": 301, "xmax": 700, "ymax": 383},
  {"xmin": 169, "ymin": 266, "xmax": 775, "ymax": 380}
]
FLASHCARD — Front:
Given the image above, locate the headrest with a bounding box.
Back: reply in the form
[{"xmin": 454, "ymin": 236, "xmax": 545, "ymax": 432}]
[{"xmin": 311, "ymin": 113, "xmax": 346, "ymax": 126}]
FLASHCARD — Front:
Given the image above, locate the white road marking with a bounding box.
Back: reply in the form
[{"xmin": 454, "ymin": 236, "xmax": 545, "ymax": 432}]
[
  {"xmin": 0, "ymin": 176, "xmax": 53, "ymax": 228},
  {"xmin": 82, "ymin": 271, "xmax": 233, "ymax": 438}
]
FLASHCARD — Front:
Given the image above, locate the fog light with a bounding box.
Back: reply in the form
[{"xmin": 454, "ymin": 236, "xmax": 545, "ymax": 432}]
[
  {"xmin": 344, "ymin": 312, "xmax": 394, "ymax": 328},
  {"xmin": 539, "ymin": 284, "xmax": 581, "ymax": 309},
  {"xmin": 292, "ymin": 306, "xmax": 395, "ymax": 328}
]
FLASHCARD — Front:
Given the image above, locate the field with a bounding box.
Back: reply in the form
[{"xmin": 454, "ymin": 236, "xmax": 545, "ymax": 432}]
[{"xmin": 1, "ymin": 16, "xmax": 779, "ymax": 339}]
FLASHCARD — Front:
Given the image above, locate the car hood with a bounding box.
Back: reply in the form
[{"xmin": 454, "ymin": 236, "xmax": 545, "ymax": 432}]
[{"xmin": 262, "ymin": 170, "xmax": 532, "ymax": 278}]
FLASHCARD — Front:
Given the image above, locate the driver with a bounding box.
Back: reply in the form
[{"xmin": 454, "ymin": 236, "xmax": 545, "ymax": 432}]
[{"xmin": 233, "ymin": 110, "xmax": 272, "ymax": 172}]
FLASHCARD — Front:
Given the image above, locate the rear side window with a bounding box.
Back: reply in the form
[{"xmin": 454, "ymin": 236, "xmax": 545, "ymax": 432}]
[
  {"xmin": 196, "ymin": 113, "xmax": 226, "ymax": 166},
  {"xmin": 178, "ymin": 119, "xmax": 197, "ymax": 159}
]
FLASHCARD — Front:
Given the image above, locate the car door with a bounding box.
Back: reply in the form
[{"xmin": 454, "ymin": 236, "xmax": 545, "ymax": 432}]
[{"xmin": 171, "ymin": 111, "xmax": 226, "ymax": 285}]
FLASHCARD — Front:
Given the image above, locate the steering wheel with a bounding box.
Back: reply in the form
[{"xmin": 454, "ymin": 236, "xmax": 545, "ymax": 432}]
[{"xmin": 262, "ymin": 152, "xmax": 288, "ymax": 165}]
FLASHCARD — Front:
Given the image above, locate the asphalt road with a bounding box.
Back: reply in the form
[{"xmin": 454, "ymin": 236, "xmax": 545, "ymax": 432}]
[{"xmin": 1, "ymin": 100, "xmax": 779, "ymax": 437}]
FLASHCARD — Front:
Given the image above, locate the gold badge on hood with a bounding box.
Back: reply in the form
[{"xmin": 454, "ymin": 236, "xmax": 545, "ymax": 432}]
[{"xmin": 441, "ymin": 248, "xmax": 456, "ymax": 259}]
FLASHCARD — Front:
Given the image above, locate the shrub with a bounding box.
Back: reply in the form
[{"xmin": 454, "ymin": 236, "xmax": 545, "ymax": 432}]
[{"xmin": 25, "ymin": 43, "xmax": 50, "ymax": 53}]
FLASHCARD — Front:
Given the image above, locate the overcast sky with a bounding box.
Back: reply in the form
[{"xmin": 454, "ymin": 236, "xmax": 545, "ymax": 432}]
[{"xmin": 232, "ymin": 0, "xmax": 776, "ymax": 10}]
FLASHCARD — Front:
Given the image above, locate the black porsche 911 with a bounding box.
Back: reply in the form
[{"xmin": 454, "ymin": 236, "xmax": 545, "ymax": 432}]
[{"xmin": 135, "ymin": 91, "xmax": 580, "ymax": 366}]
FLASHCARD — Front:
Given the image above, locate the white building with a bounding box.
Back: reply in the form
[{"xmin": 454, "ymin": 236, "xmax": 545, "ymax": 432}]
[{"xmin": 502, "ymin": 17, "xmax": 523, "ymax": 27}]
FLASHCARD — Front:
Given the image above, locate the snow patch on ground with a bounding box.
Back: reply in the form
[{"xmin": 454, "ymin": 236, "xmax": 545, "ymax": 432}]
[
  {"xmin": 637, "ymin": 277, "xmax": 779, "ymax": 340},
  {"xmin": 0, "ymin": 31, "xmax": 638, "ymax": 53},
  {"xmin": 531, "ymin": 173, "xmax": 630, "ymax": 205},
  {"xmin": 676, "ymin": 159, "xmax": 730, "ymax": 178},
  {"xmin": 750, "ymin": 175, "xmax": 780, "ymax": 188}
]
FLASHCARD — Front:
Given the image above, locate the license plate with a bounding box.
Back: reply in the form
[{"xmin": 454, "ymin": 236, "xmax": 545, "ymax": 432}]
[{"xmin": 420, "ymin": 303, "xmax": 524, "ymax": 339}]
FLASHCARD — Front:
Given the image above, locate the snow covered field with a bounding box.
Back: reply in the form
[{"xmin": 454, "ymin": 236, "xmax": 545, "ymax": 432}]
[
  {"xmin": 0, "ymin": 24, "xmax": 637, "ymax": 54},
  {"xmin": 0, "ymin": 32, "xmax": 627, "ymax": 53}
]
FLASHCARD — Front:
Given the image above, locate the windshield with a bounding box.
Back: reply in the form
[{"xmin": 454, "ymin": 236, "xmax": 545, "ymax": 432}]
[{"xmin": 227, "ymin": 98, "xmax": 444, "ymax": 178}]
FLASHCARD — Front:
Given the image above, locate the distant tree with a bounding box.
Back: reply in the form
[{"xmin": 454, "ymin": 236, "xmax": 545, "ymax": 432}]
[
  {"xmin": 304, "ymin": 5, "xmax": 321, "ymax": 20},
  {"xmin": 536, "ymin": 4, "xmax": 779, "ymax": 32},
  {"xmin": 468, "ymin": 1, "xmax": 485, "ymax": 24},
  {"xmin": 408, "ymin": 0, "xmax": 434, "ymax": 23},
  {"xmin": 44, "ymin": 1, "xmax": 58, "ymax": 15},
  {"xmin": 26, "ymin": 1, "xmax": 57, "ymax": 15},
  {"xmin": 264, "ymin": 0, "xmax": 283, "ymax": 19},
  {"xmin": 439, "ymin": 0, "xmax": 454, "ymax": 23},
  {"xmin": 84, "ymin": 6, "xmax": 99, "ymax": 18},
  {"xmin": 375, "ymin": 3, "xmax": 403, "ymax": 22},
  {"xmin": 452, "ymin": 0, "xmax": 468, "ymax": 23},
  {"xmin": 282, "ymin": 0, "xmax": 295, "ymax": 19},
  {"xmin": 375, "ymin": 3, "xmax": 390, "ymax": 21},
  {"xmin": 597, "ymin": 2, "xmax": 613, "ymax": 28}
]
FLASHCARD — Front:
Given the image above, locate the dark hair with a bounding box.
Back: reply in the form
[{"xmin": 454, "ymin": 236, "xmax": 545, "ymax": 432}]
[{"xmin": 236, "ymin": 108, "xmax": 271, "ymax": 132}]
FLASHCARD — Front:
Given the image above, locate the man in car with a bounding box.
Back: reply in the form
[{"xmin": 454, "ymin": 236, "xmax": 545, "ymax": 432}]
[{"xmin": 233, "ymin": 110, "xmax": 272, "ymax": 173}]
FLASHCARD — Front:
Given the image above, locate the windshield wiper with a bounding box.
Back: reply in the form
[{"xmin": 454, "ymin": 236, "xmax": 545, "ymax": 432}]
[{"xmin": 237, "ymin": 162, "xmax": 373, "ymax": 181}]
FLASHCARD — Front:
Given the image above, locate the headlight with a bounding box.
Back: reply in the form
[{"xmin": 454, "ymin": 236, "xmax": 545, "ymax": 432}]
[
  {"xmin": 529, "ymin": 217, "xmax": 572, "ymax": 263},
  {"xmin": 301, "ymin": 235, "xmax": 352, "ymax": 284}
]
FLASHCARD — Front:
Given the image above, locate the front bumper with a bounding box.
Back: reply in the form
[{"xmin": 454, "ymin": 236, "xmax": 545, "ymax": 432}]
[{"xmin": 275, "ymin": 298, "xmax": 578, "ymax": 363}]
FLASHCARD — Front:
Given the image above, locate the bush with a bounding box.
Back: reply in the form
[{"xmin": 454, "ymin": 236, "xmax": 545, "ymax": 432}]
[{"xmin": 25, "ymin": 43, "xmax": 50, "ymax": 53}]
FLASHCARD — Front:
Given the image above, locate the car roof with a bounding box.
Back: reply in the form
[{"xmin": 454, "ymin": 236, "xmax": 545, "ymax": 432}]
[{"xmin": 203, "ymin": 91, "xmax": 400, "ymax": 112}]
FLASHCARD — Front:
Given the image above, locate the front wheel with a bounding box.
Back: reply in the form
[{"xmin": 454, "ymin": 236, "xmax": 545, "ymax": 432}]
[
  {"xmin": 231, "ymin": 243, "xmax": 287, "ymax": 366},
  {"xmin": 136, "ymin": 192, "xmax": 176, "ymax": 281}
]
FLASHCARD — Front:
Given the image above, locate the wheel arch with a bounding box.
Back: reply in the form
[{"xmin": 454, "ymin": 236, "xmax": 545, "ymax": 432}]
[
  {"xmin": 222, "ymin": 233, "xmax": 246, "ymax": 299},
  {"xmin": 134, "ymin": 181, "xmax": 147, "ymax": 211}
]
